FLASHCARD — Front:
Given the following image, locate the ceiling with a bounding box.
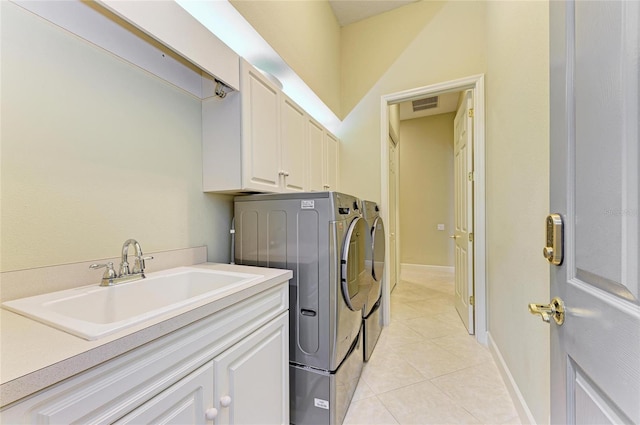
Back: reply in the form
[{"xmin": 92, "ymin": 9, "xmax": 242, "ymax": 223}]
[{"xmin": 328, "ymin": 0, "xmax": 417, "ymax": 26}]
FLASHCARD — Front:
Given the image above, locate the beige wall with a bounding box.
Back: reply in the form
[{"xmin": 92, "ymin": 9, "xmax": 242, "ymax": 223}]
[
  {"xmin": 341, "ymin": 1, "xmax": 447, "ymax": 117},
  {"xmin": 338, "ymin": 0, "xmax": 487, "ymax": 203},
  {"xmin": 229, "ymin": 0, "xmax": 341, "ymax": 117},
  {"xmin": 486, "ymin": 2, "xmax": 550, "ymax": 423},
  {"xmin": 0, "ymin": 3, "xmax": 233, "ymax": 271},
  {"xmin": 399, "ymin": 113, "xmax": 455, "ymax": 267}
]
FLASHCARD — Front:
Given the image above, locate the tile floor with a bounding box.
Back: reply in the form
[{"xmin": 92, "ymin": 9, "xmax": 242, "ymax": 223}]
[{"xmin": 343, "ymin": 269, "xmax": 522, "ymax": 425}]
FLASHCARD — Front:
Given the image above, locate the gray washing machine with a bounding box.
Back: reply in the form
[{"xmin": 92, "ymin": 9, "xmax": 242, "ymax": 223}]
[
  {"xmin": 234, "ymin": 192, "xmax": 370, "ymax": 424},
  {"xmin": 361, "ymin": 200, "xmax": 385, "ymax": 362}
]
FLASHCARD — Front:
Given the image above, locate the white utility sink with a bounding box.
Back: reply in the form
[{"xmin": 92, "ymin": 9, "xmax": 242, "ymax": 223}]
[{"xmin": 2, "ymin": 267, "xmax": 262, "ymax": 340}]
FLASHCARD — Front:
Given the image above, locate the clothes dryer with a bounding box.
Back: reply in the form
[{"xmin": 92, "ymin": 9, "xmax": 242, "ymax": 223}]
[
  {"xmin": 234, "ymin": 192, "xmax": 370, "ymax": 424},
  {"xmin": 361, "ymin": 200, "xmax": 385, "ymax": 361}
]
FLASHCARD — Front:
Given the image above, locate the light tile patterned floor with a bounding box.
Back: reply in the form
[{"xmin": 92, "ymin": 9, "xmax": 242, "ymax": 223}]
[{"xmin": 344, "ymin": 269, "xmax": 522, "ymax": 425}]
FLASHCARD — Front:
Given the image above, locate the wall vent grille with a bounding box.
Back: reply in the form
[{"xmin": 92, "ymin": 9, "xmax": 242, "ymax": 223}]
[{"xmin": 412, "ymin": 96, "xmax": 439, "ymax": 111}]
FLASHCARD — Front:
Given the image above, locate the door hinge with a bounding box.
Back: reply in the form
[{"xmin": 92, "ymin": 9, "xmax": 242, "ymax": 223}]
[
  {"xmin": 469, "ymin": 232, "xmax": 474, "ymax": 242},
  {"xmin": 468, "ymin": 171, "xmax": 474, "ymax": 181},
  {"xmin": 469, "ymin": 295, "xmax": 474, "ymax": 306},
  {"xmin": 468, "ymin": 108, "xmax": 474, "ymax": 118}
]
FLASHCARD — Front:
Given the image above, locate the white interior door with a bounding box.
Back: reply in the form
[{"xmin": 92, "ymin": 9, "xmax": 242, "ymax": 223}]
[
  {"xmin": 388, "ymin": 135, "xmax": 398, "ymax": 292},
  {"xmin": 453, "ymin": 90, "xmax": 474, "ymax": 334},
  {"xmin": 546, "ymin": 1, "xmax": 639, "ymax": 423}
]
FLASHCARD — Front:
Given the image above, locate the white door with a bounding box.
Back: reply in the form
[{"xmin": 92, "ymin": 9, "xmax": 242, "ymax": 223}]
[
  {"xmin": 307, "ymin": 119, "xmax": 324, "ymax": 191},
  {"xmin": 453, "ymin": 90, "xmax": 474, "ymax": 334},
  {"xmin": 388, "ymin": 135, "xmax": 398, "ymax": 292},
  {"xmin": 543, "ymin": 1, "xmax": 639, "ymax": 423},
  {"xmin": 280, "ymin": 96, "xmax": 306, "ymax": 192}
]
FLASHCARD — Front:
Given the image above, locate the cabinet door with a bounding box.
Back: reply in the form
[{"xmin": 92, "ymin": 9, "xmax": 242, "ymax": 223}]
[
  {"xmin": 242, "ymin": 64, "xmax": 280, "ymax": 192},
  {"xmin": 307, "ymin": 119, "xmax": 324, "ymax": 191},
  {"xmin": 214, "ymin": 313, "xmax": 289, "ymax": 425},
  {"xmin": 115, "ymin": 362, "xmax": 215, "ymax": 425},
  {"xmin": 324, "ymin": 133, "xmax": 339, "ymax": 191},
  {"xmin": 280, "ymin": 97, "xmax": 306, "ymax": 192}
]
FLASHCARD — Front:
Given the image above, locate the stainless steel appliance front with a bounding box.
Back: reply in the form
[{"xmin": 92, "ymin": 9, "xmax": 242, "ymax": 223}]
[{"xmin": 234, "ymin": 192, "xmax": 366, "ymax": 424}]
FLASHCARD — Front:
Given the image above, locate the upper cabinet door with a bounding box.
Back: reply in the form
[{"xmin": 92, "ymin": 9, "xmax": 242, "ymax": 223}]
[
  {"xmin": 241, "ymin": 63, "xmax": 280, "ymax": 192},
  {"xmin": 281, "ymin": 96, "xmax": 306, "ymax": 192},
  {"xmin": 307, "ymin": 119, "xmax": 325, "ymax": 191},
  {"xmin": 324, "ymin": 133, "xmax": 339, "ymax": 191}
]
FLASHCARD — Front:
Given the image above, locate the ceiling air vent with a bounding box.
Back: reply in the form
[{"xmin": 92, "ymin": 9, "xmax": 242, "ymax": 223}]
[{"xmin": 412, "ymin": 96, "xmax": 438, "ymax": 112}]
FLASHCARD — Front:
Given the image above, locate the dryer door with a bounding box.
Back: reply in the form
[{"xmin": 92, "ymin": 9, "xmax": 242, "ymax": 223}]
[
  {"xmin": 372, "ymin": 216, "xmax": 386, "ymax": 283},
  {"xmin": 341, "ymin": 217, "xmax": 371, "ymax": 311}
]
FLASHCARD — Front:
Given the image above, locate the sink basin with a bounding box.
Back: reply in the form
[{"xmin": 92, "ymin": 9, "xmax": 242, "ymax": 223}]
[{"xmin": 2, "ymin": 267, "xmax": 262, "ymax": 340}]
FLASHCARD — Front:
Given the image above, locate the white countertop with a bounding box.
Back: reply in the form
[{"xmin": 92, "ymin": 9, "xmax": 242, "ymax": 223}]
[{"xmin": 0, "ymin": 263, "xmax": 292, "ymax": 408}]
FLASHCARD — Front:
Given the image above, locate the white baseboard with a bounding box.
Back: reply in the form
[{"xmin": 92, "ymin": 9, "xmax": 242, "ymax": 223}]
[
  {"xmin": 487, "ymin": 332, "xmax": 537, "ymax": 425},
  {"xmin": 400, "ymin": 263, "xmax": 454, "ymax": 276}
]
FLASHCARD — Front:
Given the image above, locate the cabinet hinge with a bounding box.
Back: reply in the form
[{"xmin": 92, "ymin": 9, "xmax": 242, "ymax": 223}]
[
  {"xmin": 469, "ymin": 233, "xmax": 474, "ymax": 242},
  {"xmin": 468, "ymin": 108, "xmax": 474, "ymax": 118},
  {"xmin": 469, "ymin": 295, "xmax": 474, "ymax": 306}
]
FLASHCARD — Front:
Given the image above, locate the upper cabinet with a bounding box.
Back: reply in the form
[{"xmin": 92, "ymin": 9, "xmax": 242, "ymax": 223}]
[
  {"xmin": 203, "ymin": 59, "xmax": 339, "ymax": 194},
  {"xmin": 307, "ymin": 119, "xmax": 339, "ymax": 192},
  {"xmin": 307, "ymin": 119, "xmax": 325, "ymax": 191},
  {"xmin": 242, "ymin": 64, "xmax": 281, "ymax": 192},
  {"xmin": 280, "ymin": 97, "xmax": 307, "ymax": 192},
  {"xmin": 324, "ymin": 133, "xmax": 339, "ymax": 191}
]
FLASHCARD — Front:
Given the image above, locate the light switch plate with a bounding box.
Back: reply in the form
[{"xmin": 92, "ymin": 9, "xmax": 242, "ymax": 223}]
[{"xmin": 437, "ymin": 224, "xmax": 445, "ymax": 231}]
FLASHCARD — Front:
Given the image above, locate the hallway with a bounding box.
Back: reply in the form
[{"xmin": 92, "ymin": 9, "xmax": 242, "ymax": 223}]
[{"xmin": 344, "ymin": 268, "xmax": 522, "ymax": 424}]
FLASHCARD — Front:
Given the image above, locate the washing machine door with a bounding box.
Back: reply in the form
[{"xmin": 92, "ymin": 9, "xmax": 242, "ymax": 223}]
[
  {"xmin": 372, "ymin": 216, "xmax": 386, "ymax": 282},
  {"xmin": 341, "ymin": 216, "xmax": 371, "ymax": 311}
]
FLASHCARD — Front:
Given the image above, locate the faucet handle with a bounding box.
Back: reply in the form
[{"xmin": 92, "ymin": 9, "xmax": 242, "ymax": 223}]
[
  {"xmin": 90, "ymin": 262, "xmax": 115, "ymax": 271},
  {"xmin": 90, "ymin": 262, "xmax": 118, "ymax": 284},
  {"xmin": 133, "ymin": 255, "xmax": 154, "ymax": 274}
]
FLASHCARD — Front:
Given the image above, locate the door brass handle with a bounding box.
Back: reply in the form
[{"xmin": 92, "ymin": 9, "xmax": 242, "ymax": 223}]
[
  {"xmin": 528, "ymin": 297, "xmax": 565, "ymax": 325},
  {"xmin": 449, "ymin": 235, "xmax": 459, "ymax": 239}
]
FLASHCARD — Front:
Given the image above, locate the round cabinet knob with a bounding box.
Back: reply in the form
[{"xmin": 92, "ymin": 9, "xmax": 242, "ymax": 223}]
[
  {"xmin": 205, "ymin": 408, "xmax": 218, "ymax": 420},
  {"xmin": 220, "ymin": 395, "xmax": 232, "ymax": 408}
]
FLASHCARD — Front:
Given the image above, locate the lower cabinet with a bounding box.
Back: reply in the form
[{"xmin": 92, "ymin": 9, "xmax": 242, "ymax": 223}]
[
  {"xmin": 214, "ymin": 313, "xmax": 288, "ymax": 424},
  {"xmin": 115, "ymin": 361, "xmax": 215, "ymax": 425},
  {"xmin": 1, "ymin": 284, "xmax": 289, "ymax": 425},
  {"xmin": 117, "ymin": 313, "xmax": 288, "ymax": 425}
]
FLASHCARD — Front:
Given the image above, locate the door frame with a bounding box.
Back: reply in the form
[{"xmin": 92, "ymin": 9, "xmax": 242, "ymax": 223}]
[{"xmin": 379, "ymin": 74, "xmax": 487, "ymax": 344}]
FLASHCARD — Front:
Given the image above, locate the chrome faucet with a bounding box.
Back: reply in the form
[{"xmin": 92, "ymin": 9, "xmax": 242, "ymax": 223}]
[{"xmin": 90, "ymin": 239, "xmax": 154, "ymax": 286}]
